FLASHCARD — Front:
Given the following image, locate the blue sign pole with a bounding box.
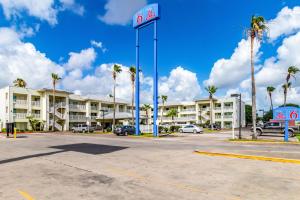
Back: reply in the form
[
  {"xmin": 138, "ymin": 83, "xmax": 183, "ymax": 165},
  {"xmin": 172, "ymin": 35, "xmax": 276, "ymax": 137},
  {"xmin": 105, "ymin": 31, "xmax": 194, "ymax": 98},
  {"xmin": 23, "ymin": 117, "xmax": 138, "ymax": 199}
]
[
  {"xmin": 153, "ymin": 20, "xmax": 158, "ymax": 137},
  {"xmin": 135, "ymin": 29, "xmax": 140, "ymax": 135},
  {"xmin": 284, "ymin": 120, "xmax": 289, "ymax": 142}
]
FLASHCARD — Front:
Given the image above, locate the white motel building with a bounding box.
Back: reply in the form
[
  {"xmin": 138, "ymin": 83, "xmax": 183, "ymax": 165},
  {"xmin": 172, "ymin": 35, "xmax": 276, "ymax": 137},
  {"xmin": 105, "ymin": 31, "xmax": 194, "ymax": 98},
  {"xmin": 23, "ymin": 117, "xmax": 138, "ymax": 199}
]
[{"xmin": 0, "ymin": 86, "xmax": 245, "ymax": 131}]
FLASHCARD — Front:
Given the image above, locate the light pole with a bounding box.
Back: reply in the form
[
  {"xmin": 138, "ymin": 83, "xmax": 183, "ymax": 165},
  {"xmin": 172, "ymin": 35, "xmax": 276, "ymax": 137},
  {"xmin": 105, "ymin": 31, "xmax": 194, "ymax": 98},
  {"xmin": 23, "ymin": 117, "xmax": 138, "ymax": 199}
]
[{"xmin": 231, "ymin": 93, "xmax": 242, "ymax": 139}]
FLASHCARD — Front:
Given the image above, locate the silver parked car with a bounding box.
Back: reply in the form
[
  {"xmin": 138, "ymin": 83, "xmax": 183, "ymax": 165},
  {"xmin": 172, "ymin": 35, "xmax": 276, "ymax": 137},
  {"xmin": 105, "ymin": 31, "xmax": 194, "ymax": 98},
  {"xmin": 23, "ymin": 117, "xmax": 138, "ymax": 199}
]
[{"xmin": 179, "ymin": 125, "xmax": 203, "ymax": 134}]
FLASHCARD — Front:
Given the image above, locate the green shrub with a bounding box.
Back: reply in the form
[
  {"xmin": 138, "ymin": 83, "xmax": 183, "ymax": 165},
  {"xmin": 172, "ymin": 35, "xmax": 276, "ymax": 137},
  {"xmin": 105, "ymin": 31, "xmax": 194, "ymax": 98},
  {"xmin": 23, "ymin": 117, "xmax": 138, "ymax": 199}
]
[
  {"xmin": 159, "ymin": 126, "xmax": 169, "ymax": 133},
  {"xmin": 170, "ymin": 126, "xmax": 181, "ymax": 133},
  {"xmin": 106, "ymin": 127, "xmax": 112, "ymax": 132},
  {"xmin": 1, "ymin": 128, "xmax": 6, "ymax": 132}
]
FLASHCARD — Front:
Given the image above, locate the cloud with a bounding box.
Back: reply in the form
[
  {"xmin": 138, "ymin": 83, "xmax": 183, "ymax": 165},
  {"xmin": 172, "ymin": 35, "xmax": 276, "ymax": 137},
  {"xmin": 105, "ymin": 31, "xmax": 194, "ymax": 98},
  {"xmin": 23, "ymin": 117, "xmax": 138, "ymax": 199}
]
[
  {"xmin": 159, "ymin": 67, "xmax": 202, "ymax": 102},
  {"xmin": 63, "ymin": 48, "xmax": 97, "ymax": 70},
  {"xmin": 268, "ymin": 6, "xmax": 300, "ymax": 41},
  {"xmin": 0, "ymin": 0, "xmax": 84, "ymax": 25},
  {"xmin": 0, "ymin": 27, "xmax": 64, "ymax": 89},
  {"xmin": 204, "ymin": 38, "xmax": 261, "ymax": 88},
  {"xmin": 59, "ymin": 0, "xmax": 85, "ymax": 16},
  {"xmin": 99, "ymin": 0, "xmax": 147, "ymax": 25},
  {"xmin": 91, "ymin": 40, "xmax": 107, "ymax": 52}
]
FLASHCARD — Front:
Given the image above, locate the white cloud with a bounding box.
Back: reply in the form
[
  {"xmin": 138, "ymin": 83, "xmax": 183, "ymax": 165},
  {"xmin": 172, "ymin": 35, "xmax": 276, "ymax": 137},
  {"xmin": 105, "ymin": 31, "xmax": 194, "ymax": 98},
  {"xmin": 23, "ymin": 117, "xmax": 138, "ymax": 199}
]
[
  {"xmin": 59, "ymin": 0, "xmax": 85, "ymax": 16},
  {"xmin": 0, "ymin": 27, "xmax": 64, "ymax": 89},
  {"xmin": 63, "ymin": 48, "xmax": 97, "ymax": 70},
  {"xmin": 90, "ymin": 40, "xmax": 107, "ymax": 52},
  {"xmin": 99, "ymin": 0, "xmax": 147, "ymax": 25},
  {"xmin": 159, "ymin": 67, "xmax": 202, "ymax": 102},
  {"xmin": 204, "ymin": 38, "xmax": 261, "ymax": 88},
  {"xmin": 0, "ymin": 0, "xmax": 84, "ymax": 25},
  {"xmin": 268, "ymin": 6, "xmax": 300, "ymax": 41}
]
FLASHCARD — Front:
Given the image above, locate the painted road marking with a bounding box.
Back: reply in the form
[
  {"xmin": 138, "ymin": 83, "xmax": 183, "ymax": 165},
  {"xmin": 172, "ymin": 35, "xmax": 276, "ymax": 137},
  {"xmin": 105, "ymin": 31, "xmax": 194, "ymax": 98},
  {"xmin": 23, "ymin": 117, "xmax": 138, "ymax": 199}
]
[
  {"xmin": 18, "ymin": 190, "xmax": 35, "ymax": 200},
  {"xmin": 194, "ymin": 151, "xmax": 300, "ymax": 165}
]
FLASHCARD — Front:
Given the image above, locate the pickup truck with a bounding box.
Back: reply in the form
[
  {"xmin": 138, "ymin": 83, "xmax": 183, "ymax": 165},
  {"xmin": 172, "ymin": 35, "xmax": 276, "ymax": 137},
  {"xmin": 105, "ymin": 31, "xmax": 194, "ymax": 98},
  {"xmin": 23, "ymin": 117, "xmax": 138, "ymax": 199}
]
[
  {"xmin": 71, "ymin": 124, "xmax": 95, "ymax": 133},
  {"xmin": 254, "ymin": 122, "xmax": 297, "ymax": 137}
]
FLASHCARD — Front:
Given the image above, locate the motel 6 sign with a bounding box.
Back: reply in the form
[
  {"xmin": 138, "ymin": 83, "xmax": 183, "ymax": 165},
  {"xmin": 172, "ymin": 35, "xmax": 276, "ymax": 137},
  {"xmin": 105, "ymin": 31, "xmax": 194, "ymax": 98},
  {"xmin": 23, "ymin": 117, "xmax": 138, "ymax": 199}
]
[
  {"xmin": 273, "ymin": 106, "xmax": 300, "ymax": 121},
  {"xmin": 133, "ymin": 4, "xmax": 160, "ymax": 28}
]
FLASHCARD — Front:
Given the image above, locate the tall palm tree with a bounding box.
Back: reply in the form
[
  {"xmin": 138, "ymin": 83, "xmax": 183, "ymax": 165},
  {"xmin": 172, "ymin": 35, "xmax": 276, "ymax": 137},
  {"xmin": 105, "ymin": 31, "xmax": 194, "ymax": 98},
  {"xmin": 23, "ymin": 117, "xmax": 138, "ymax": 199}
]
[
  {"xmin": 167, "ymin": 108, "xmax": 178, "ymax": 125},
  {"xmin": 205, "ymin": 85, "xmax": 217, "ymax": 129},
  {"xmin": 160, "ymin": 95, "xmax": 168, "ymax": 124},
  {"xmin": 266, "ymin": 86, "xmax": 275, "ymax": 111},
  {"xmin": 284, "ymin": 66, "xmax": 299, "ymax": 106},
  {"xmin": 282, "ymin": 82, "xmax": 292, "ymax": 106},
  {"xmin": 51, "ymin": 73, "xmax": 61, "ymax": 132},
  {"xmin": 112, "ymin": 64, "xmax": 122, "ymax": 132},
  {"xmin": 142, "ymin": 104, "xmax": 152, "ymax": 127},
  {"xmin": 248, "ymin": 15, "xmax": 267, "ymax": 139},
  {"xmin": 129, "ymin": 66, "xmax": 136, "ymax": 125},
  {"xmin": 13, "ymin": 78, "xmax": 27, "ymax": 88}
]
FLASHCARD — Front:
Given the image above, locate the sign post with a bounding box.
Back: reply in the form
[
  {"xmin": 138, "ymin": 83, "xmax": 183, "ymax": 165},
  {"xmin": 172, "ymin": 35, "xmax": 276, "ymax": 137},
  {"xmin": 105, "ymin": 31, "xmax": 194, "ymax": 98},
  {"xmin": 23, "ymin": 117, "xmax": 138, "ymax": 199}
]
[
  {"xmin": 273, "ymin": 106, "xmax": 300, "ymax": 142},
  {"xmin": 133, "ymin": 4, "xmax": 160, "ymax": 137}
]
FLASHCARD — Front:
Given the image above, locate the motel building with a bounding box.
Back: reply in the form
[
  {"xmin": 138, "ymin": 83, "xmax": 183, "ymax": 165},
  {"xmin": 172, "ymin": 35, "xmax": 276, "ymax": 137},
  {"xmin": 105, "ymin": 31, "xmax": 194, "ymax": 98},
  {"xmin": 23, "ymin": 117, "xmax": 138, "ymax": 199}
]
[{"xmin": 0, "ymin": 86, "xmax": 245, "ymax": 131}]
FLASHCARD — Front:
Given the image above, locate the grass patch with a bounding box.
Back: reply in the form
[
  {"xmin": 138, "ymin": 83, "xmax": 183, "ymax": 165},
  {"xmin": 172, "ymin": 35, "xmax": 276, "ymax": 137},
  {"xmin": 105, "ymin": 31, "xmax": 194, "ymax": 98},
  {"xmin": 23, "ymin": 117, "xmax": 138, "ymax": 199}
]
[
  {"xmin": 296, "ymin": 134, "xmax": 300, "ymax": 142},
  {"xmin": 93, "ymin": 131, "xmax": 112, "ymax": 134},
  {"xmin": 203, "ymin": 128, "xmax": 223, "ymax": 133}
]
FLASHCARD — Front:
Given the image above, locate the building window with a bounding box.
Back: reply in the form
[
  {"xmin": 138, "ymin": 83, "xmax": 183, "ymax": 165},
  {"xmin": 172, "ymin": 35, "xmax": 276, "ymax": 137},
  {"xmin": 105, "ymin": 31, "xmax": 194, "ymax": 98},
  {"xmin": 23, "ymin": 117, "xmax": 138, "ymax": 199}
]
[{"xmin": 6, "ymin": 106, "xmax": 8, "ymax": 113}]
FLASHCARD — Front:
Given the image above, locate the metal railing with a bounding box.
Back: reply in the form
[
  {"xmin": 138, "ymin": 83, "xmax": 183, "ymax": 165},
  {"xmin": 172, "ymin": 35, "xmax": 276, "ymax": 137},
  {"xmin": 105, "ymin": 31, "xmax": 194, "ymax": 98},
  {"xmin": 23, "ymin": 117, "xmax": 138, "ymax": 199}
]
[
  {"xmin": 91, "ymin": 106, "xmax": 98, "ymax": 111},
  {"xmin": 31, "ymin": 101, "xmax": 41, "ymax": 107},
  {"xmin": 69, "ymin": 115, "xmax": 87, "ymax": 121},
  {"xmin": 14, "ymin": 99, "xmax": 27, "ymax": 105},
  {"xmin": 69, "ymin": 104, "xmax": 86, "ymax": 110},
  {"xmin": 13, "ymin": 113, "xmax": 27, "ymax": 119},
  {"xmin": 224, "ymin": 106, "xmax": 233, "ymax": 110},
  {"xmin": 32, "ymin": 114, "xmax": 41, "ymax": 119}
]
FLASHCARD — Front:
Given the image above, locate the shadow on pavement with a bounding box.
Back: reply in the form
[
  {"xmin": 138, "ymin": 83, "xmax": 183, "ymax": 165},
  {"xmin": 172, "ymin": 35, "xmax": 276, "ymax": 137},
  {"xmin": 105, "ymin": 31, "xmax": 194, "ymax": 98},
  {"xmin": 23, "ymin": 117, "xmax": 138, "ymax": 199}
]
[
  {"xmin": 50, "ymin": 143, "xmax": 128, "ymax": 155},
  {"xmin": 0, "ymin": 143, "xmax": 128, "ymax": 165}
]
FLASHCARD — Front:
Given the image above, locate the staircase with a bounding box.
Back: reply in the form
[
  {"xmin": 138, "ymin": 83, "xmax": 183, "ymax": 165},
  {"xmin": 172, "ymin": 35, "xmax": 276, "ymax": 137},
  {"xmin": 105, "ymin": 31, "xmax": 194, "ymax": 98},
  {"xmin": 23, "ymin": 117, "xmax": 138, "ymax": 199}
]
[
  {"xmin": 199, "ymin": 108, "xmax": 211, "ymax": 122},
  {"xmin": 49, "ymin": 103, "xmax": 66, "ymax": 131},
  {"xmin": 49, "ymin": 120, "xmax": 63, "ymax": 131}
]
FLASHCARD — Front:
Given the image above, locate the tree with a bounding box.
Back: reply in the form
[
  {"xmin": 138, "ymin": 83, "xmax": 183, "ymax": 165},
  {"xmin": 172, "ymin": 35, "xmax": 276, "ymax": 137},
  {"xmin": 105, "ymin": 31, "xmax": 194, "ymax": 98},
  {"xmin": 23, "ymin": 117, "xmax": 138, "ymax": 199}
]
[
  {"xmin": 13, "ymin": 78, "xmax": 27, "ymax": 88},
  {"xmin": 284, "ymin": 66, "xmax": 299, "ymax": 106},
  {"xmin": 51, "ymin": 73, "xmax": 61, "ymax": 132},
  {"xmin": 282, "ymin": 82, "xmax": 291, "ymax": 107},
  {"xmin": 205, "ymin": 85, "xmax": 217, "ymax": 129},
  {"xmin": 167, "ymin": 108, "xmax": 178, "ymax": 125},
  {"xmin": 160, "ymin": 95, "xmax": 168, "ymax": 124},
  {"xmin": 262, "ymin": 110, "xmax": 273, "ymax": 123},
  {"xmin": 248, "ymin": 15, "xmax": 268, "ymax": 139},
  {"xmin": 245, "ymin": 105, "xmax": 253, "ymax": 127},
  {"xmin": 112, "ymin": 64, "xmax": 122, "ymax": 132},
  {"xmin": 129, "ymin": 66, "xmax": 136, "ymax": 125},
  {"xmin": 142, "ymin": 104, "xmax": 151, "ymax": 126},
  {"xmin": 279, "ymin": 103, "xmax": 299, "ymax": 108},
  {"xmin": 266, "ymin": 86, "xmax": 275, "ymax": 111}
]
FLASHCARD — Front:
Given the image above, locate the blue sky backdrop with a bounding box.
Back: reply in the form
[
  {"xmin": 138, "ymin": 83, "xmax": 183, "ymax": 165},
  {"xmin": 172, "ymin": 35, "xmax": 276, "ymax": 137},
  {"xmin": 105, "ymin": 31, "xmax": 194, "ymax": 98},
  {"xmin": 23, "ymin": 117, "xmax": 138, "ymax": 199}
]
[{"xmin": 0, "ymin": 0, "xmax": 300, "ymax": 109}]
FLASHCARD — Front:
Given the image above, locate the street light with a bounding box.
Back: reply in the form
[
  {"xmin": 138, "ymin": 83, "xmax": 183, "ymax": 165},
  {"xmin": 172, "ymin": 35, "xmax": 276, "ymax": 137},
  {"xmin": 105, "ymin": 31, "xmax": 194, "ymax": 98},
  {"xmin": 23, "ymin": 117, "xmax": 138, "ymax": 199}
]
[{"xmin": 231, "ymin": 93, "xmax": 242, "ymax": 139}]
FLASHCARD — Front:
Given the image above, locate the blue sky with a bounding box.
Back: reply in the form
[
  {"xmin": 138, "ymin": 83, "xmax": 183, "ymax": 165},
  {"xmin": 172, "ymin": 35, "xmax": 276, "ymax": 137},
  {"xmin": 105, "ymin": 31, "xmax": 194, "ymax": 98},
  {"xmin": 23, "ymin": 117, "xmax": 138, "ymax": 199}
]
[{"xmin": 0, "ymin": 0, "xmax": 300, "ymax": 109}]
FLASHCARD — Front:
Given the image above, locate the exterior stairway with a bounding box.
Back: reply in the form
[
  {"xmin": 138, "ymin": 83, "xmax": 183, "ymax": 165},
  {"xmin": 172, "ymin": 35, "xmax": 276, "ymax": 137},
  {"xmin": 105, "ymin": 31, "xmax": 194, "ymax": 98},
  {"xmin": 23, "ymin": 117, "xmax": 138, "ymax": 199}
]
[{"xmin": 49, "ymin": 103, "xmax": 66, "ymax": 131}]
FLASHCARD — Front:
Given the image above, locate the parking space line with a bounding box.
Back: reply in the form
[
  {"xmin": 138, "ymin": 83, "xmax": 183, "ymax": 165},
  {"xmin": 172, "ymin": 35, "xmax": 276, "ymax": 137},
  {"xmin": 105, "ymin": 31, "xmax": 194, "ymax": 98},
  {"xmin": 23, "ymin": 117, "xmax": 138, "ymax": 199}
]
[
  {"xmin": 18, "ymin": 190, "xmax": 35, "ymax": 200},
  {"xmin": 194, "ymin": 151, "xmax": 300, "ymax": 165}
]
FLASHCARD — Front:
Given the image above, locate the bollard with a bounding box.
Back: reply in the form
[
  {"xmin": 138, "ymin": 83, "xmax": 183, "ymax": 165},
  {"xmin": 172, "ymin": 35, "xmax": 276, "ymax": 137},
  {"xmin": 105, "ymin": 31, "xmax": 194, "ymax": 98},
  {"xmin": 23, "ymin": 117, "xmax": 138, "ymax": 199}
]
[{"xmin": 14, "ymin": 128, "xmax": 17, "ymax": 139}]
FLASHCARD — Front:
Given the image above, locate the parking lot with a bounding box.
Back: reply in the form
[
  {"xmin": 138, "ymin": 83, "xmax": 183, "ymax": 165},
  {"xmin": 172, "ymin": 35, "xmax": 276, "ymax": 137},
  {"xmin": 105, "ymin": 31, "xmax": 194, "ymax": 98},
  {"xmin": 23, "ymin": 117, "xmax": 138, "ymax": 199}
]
[{"xmin": 1, "ymin": 132, "xmax": 300, "ymax": 200}]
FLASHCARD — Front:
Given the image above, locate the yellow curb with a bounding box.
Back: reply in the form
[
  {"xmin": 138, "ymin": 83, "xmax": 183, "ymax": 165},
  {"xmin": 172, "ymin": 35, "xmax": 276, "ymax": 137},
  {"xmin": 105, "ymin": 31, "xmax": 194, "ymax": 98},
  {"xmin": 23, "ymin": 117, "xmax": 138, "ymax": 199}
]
[
  {"xmin": 228, "ymin": 140, "xmax": 300, "ymax": 145},
  {"xmin": 18, "ymin": 190, "xmax": 35, "ymax": 200},
  {"xmin": 194, "ymin": 151, "xmax": 300, "ymax": 165}
]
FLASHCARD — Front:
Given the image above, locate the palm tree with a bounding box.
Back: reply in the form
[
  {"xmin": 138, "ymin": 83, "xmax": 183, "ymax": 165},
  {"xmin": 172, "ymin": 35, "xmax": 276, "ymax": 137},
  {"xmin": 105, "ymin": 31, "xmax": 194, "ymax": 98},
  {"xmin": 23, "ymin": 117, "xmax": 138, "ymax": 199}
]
[
  {"xmin": 142, "ymin": 104, "xmax": 152, "ymax": 127},
  {"xmin": 205, "ymin": 85, "xmax": 217, "ymax": 129},
  {"xmin": 13, "ymin": 78, "xmax": 27, "ymax": 88},
  {"xmin": 248, "ymin": 15, "xmax": 268, "ymax": 139},
  {"xmin": 282, "ymin": 82, "xmax": 292, "ymax": 106},
  {"xmin": 284, "ymin": 66, "xmax": 299, "ymax": 106},
  {"xmin": 266, "ymin": 86, "xmax": 275, "ymax": 111},
  {"xmin": 51, "ymin": 73, "xmax": 61, "ymax": 132},
  {"xmin": 167, "ymin": 108, "xmax": 178, "ymax": 125},
  {"xmin": 129, "ymin": 66, "xmax": 136, "ymax": 125},
  {"xmin": 160, "ymin": 95, "xmax": 168, "ymax": 124},
  {"xmin": 112, "ymin": 64, "xmax": 122, "ymax": 132}
]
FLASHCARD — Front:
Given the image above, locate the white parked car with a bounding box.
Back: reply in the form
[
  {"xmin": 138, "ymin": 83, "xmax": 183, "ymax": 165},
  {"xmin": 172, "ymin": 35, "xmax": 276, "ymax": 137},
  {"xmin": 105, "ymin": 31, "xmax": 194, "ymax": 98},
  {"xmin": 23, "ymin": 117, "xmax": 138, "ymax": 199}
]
[{"xmin": 179, "ymin": 125, "xmax": 203, "ymax": 134}]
